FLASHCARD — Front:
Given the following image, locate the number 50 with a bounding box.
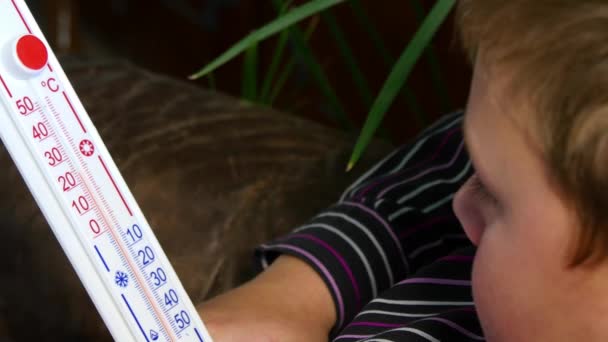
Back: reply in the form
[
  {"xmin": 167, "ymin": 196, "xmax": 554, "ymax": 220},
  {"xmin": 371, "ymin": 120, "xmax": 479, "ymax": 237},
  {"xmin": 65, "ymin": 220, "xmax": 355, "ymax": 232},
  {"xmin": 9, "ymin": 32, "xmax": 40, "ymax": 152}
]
[
  {"xmin": 16, "ymin": 96, "xmax": 34, "ymax": 115},
  {"xmin": 174, "ymin": 311, "xmax": 190, "ymax": 329}
]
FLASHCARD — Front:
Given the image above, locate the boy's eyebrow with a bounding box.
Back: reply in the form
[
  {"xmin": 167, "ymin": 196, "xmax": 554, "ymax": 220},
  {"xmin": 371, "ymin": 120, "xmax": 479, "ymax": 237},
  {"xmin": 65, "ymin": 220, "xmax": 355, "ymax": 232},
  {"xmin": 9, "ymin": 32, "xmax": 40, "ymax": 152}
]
[
  {"xmin": 462, "ymin": 115, "xmax": 481, "ymax": 177},
  {"xmin": 461, "ymin": 118, "xmax": 473, "ymax": 162},
  {"xmin": 462, "ymin": 115, "xmax": 498, "ymax": 193}
]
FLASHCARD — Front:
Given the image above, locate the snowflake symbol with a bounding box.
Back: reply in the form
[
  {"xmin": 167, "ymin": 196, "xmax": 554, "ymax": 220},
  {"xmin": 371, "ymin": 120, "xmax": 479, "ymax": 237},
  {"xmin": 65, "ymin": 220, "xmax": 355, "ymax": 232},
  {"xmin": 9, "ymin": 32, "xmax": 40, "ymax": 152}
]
[
  {"xmin": 79, "ymin": 139, "xmax": 95, "ymax": 157},
  {"xmin": 115, "ymin": 271, "xmax": 129, "ymax": 287}
]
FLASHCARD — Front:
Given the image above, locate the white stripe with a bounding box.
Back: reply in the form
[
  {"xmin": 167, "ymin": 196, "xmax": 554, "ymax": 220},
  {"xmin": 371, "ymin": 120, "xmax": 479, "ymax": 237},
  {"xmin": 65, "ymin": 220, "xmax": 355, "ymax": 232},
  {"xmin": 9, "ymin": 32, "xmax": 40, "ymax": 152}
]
[
  {"xmin": 424, "ymin": 318, "xmax": 485, "ymax": 340},
  {"xmin": 260, "ymin": 254, "xmax": 269, "ymax": 269},
  {"xmin": 366, "ymin": 328, "xmax": 441, "ymax": 342},
  {"xmin": 373, "ymin": 198, "xmax": 385, "ymax": 209},
  {"xmin": 294, "ymin": 223, "xmax": 378, "ymax": 296},
  {"xmin": 342, "ymin": 113, "xmax": 463, "ymax": 200},
  {"xmin": 418, "ymin": 110, "xmax": 463, "ymax": 136},
  {"xmin": 386, "ymin": 115, "xmax": 463, "ymax": 176},
  {"xmin": 318, "ymin": 212, "xmax": 394, "ymax": 285},
  {"xmin": 341, "ymin": 148, "xmax": 402, "ymax": 201},
  {"xmin": 408, "ymin": 234, "xmax": 468, "ymax": 259},
  {"xmin": 372, "ymin": 298, "xmax": 474, "ymax": 306},
  {"xmin": 377, "ymin": 140, "xmax": 465, "ymax": 202},
  {"xmin": 389, "ymin": 190, "xmax": 458, "ymax": 222},
  {"xmin": 388, "ymin": 206, "xmax": 415, "ymax": 222},
  {"xmin": 397, "ymin": 161, "xmax": 472, "ymax": 204},
  {"xmin": 422, "ymin": 193, "xmax": 455, "ymax": 213},
  {"xmin": 342, "ymin": 201, "xmax": 409, "ymax": 274},
  {"xmin": 355, "ymin": 309, "xmax": 436, "ymax": 319}
]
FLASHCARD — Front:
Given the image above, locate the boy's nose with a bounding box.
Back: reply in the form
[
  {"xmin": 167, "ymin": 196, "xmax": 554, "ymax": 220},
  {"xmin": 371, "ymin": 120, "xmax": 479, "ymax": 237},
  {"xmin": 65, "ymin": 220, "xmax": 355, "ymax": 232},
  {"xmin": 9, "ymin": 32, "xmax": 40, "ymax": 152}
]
[{"xmin": 453, "ymin": 176, "xmax": 486, "ymax": 246}]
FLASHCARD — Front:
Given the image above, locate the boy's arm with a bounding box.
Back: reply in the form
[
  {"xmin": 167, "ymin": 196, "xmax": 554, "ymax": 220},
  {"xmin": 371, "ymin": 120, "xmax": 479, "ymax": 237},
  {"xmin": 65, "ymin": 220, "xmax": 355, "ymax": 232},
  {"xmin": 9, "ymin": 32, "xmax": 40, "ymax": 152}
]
[
  {"xmin": 198, "ymin": 255, "xmax": 334, "ymax": 341},
  {"xmin": 199, "ymin": 111, "xmax": 472, "ymax": 339},
  {"xmin": 255, "ymin": 111, "xmax": 471, "ymax": 334}
]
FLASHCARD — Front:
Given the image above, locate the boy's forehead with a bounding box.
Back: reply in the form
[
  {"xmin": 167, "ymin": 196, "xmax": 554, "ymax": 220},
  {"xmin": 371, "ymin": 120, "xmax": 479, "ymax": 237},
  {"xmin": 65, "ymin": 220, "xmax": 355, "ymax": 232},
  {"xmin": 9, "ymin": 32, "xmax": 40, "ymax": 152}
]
[
  {"xmin": 470, "ymin": 58, "xmax": 545, "ymax": 155},
  {"xmin": 463, "ymin": 99, "xmax": 548, "ymax": 195}
]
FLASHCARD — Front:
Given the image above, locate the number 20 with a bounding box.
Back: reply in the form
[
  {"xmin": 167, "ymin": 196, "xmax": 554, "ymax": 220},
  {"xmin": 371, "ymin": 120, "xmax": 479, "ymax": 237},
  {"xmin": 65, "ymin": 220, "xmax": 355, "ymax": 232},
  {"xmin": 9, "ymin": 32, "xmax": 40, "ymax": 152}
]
[
  {"xmin": 138, "ymin": 247, "xmax": 155, "ymax": 266},
  {"xmin": 58, "ymin": 172, "xmax": 76, "ymax": 191}
]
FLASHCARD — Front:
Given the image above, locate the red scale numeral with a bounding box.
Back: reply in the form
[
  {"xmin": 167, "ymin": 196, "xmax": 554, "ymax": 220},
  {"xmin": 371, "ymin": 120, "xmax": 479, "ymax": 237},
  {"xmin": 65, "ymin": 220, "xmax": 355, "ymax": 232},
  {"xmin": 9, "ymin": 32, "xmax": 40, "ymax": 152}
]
[
  {"xmin": 32, "ymin": 122, "xmax": 48, "ymax": 140},
  {"xmin": 16, "ymin": 96, "xmax": 34, "ymax": 115},
  {"xmin": 44, "ymin": 147, "xmax": 62, "ymax": 166}
]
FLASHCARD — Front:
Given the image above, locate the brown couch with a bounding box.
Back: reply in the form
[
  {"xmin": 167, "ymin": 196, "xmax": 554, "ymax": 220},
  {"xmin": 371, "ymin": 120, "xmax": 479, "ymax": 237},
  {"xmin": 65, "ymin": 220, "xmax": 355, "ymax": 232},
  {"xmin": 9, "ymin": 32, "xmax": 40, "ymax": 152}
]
[{"xmin": 0, "ymin": 57, "xmax": 391, "ymax": 341}]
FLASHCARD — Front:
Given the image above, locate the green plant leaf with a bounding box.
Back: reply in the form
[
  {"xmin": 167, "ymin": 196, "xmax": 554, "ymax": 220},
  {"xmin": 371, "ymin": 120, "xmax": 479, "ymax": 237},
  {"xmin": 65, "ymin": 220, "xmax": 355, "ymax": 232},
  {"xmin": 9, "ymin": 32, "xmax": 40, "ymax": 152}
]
[
  {"xmin": 322, "ymin": 10, "xmax": 393, "ymax": 141},
  {"xmin": 349, "ymin": 0, "xmax": 392, "ymax": 66},
  {"xmin": 260, "ymin": 0, "xmax": 294, "ymax": 103},
  {"xmin": 347, "ymin": 0, "xmax": 456, "ymax": 171},
  {"xmin": 411, "ymin": 0, "xmax": 452, "ymax": 113},
  {"xmin": 260, "ymin": 28, "xmax": 290, "ymax": 103},
  {"xmin": 206, "ymin": 71, "xmax": 216, "ymax": 90},
  {"xmin": 269, "ymin": 0, "xmax": 354, "ymax": 131},
  {"xmin": 242, "ymin": 42, "xmax": 258, "ymax": 100},
  {"xmin": 189, "ymin": 0, "xmax": 346, "ymax": 80},
  {"xmin": 268, "ymin": 15, "xmax": 321, "ymax": 105},
  {"xmin": 322, "ymin": 12, "xmax": 372, "ymax": 107},
  {"xmin": 349, "ymin": 0, "xmax": 426, "ymax": 129}
]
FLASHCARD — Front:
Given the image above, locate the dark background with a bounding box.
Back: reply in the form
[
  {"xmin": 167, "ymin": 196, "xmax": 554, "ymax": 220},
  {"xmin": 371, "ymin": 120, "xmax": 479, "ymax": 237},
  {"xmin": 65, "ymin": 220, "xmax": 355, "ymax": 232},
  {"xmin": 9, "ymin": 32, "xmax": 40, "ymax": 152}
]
[{"xmin": 28, "ymin": 0, "xmax": 472, "ymax": 143}]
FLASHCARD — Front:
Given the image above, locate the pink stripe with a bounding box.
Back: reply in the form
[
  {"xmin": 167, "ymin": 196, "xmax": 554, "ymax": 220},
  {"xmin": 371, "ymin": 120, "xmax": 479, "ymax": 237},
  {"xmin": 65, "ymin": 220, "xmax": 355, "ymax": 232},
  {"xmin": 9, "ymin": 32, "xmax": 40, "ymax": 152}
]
[
  {"xmin": 425, "ymin": 317, "xmax": 485, "ymax": 340},
  {"xmin": 356, "ymin": 127, "xmax": 460, "ymax": 199},
  {"xmin": 271, "ymin": 244, "xmax": 345, "ymax": 329},
  {"xmin": 399, "ymin": 215, "xmax": 453, "ymax": 239},
  {"xmin": 350, "ymin": 321, "xmax": 403, "ymax": 328},
  {"xmin": 291, "ymin": 234, "xmax": 361, "ymax": 309},
  {"xmin": 397, "ymin": 277, "xmax": 471, "ymax": 286},
  {"xmin": 438, "ymin": 255, "xmax": 475, "ymax": 262},
  {"xmin": 340, "ymin": 308, "xmax": 479, "ymax": 340},
  {"xmin": 334, "ymin": 334, "xmax": 372, "ymax": 341},
  {"xmin": 342, "ymin": 201, "xmax": 409, "ymax": 273},
  {"xmin": 377, "ymin": 140, "xmax": 465, "ymax": 200},
  {"xmin": 345, "ymin": 316, "xmax": 482, "ymax": 340}
]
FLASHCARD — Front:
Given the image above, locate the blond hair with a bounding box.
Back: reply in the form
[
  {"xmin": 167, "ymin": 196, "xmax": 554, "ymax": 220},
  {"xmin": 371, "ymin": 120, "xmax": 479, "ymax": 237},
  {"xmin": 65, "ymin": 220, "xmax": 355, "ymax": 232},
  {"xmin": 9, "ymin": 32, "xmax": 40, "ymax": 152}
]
[{"xmin": 456, "ymin": 0, "xmax": 608, "ymax": 265}]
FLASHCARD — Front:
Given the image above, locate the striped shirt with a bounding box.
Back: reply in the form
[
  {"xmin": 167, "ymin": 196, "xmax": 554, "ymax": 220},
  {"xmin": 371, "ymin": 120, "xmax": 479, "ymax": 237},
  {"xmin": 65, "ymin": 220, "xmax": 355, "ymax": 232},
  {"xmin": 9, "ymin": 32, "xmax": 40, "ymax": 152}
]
[{"xmin": 256, "ymin": 111, "xmax": 484, "ymax": 341}]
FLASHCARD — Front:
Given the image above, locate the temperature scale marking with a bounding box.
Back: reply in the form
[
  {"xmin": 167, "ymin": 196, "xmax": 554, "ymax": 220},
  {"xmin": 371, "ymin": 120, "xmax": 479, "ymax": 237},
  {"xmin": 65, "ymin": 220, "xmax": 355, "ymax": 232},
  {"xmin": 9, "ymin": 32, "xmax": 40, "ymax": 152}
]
[
  {"xmin": 0, "ymin": 74, "xmax": 11, "ymax": 97},
  {"xmin": 98, "ymin": 156, "xmax": 134, "ymax": 216},
  {"xmin": 0, "ymin": 1, "xmax": 214, "ymax": 341},
  {"xmin": 62, "ymin": 90, "xmax": 86, "ymax": 133},
  {"xmin": 95, "ymin": 245, "xmax": 111, "ymax": 272},
  {"xmin": 10, "ymin": 0, "xmax": 31, "ymax": 34}
]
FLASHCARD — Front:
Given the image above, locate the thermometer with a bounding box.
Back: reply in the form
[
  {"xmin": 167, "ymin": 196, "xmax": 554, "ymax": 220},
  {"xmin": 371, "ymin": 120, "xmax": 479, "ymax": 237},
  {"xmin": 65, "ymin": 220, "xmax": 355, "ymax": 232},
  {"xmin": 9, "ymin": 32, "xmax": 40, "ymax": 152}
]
[{"xmin": 0, "ymin": 1, "xmax": 213, "ymax": 341}]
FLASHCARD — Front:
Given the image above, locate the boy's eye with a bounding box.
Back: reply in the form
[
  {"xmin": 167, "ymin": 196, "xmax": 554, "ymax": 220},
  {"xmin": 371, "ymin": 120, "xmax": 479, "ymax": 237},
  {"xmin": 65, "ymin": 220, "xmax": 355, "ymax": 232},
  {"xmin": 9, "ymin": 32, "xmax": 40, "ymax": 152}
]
[{"xmin": 469, "ymin": 173, "xmax": 498, "ymax": 206}]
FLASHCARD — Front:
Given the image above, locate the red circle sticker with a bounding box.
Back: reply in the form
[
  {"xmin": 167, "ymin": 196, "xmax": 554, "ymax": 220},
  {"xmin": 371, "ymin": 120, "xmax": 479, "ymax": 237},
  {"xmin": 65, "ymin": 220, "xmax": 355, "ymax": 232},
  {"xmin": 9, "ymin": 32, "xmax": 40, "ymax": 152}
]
[
  {"xmin": 16, "ymin": 35, "xmax": 48, "ymax": 71},
  {"xmin": 79, "ymin": 139, "xmax": 95, "ymax": 157}
]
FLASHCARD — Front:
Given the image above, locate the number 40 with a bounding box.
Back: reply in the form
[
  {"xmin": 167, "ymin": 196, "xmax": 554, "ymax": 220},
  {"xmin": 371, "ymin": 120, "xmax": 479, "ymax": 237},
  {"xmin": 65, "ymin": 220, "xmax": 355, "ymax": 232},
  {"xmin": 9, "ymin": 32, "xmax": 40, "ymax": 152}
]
[{"xmin": 164, "ymin": 289, "xmax": 178, "ymax": 306}]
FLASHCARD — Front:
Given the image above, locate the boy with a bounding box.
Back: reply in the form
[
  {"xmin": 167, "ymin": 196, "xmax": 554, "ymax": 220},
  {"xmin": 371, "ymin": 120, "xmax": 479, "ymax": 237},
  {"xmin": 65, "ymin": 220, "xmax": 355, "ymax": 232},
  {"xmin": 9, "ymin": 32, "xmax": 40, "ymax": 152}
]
[{"xmin": 198, "ymin": 0, "xmax": 608, "ymax": 340}]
